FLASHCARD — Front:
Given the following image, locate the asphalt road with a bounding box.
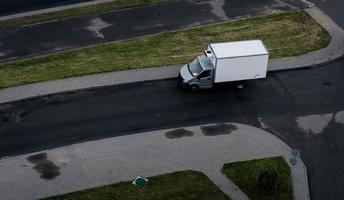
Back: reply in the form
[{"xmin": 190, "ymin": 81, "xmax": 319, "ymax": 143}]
[
  {"xmin": 0, "ymin": 0, "xmax": 304, "ymax": 63},
  {"xmin": 310, "ymin": 0, "xmax": 344, "ymax": 28},
  {"xmin": 0, "ymin": 0, "xmax": 93, "ymax": 16},
  {"xmin": 1, "ymin": 58, "xmax": 344, "ymax": 199}
]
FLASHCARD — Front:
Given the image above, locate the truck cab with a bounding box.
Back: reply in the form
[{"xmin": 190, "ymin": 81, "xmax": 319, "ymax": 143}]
[{"xmin": 178, "ymin": 54, "xmax": 214, "ymax": 92}]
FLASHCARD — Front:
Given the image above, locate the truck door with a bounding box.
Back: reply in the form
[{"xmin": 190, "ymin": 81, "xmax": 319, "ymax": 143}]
[{"xmin": 198, "ymin": 70, "xmax": 212, "ymax": 89}]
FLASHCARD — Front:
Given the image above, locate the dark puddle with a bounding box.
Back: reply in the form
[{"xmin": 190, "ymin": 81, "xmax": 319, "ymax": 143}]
[
  {"xmin": 322, "ymin": 81, "xmax": 332, "ymax": 86},
  {"xmin": 27, "ymin": 153, "xmax": 60, "ymax": 180},
  {"xmin": 165, "ymin": 128, "xmax": 193, "ymax": 139},
  {"xmin": 201, "ymin": 124, "xmax": 238, "ymax": 136},
  {"xmin": 41, "ymin": 95, "xmax": 71, "ymax": 105},
  {"xmin": 41, "ymin": 90, "xmax": 93, "ymax": 105},
  {"xmin": 0, "ymin": 110, "xmax": 27, "ymax": 123}
]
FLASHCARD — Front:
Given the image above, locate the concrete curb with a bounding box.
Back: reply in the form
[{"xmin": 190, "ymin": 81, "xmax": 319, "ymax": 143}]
[
  {"xmin": 282, "ymin": 156, "xmax": 311, "ymax": 200},
  {"xmin": 0, "ymin": 6, "xmax": 343, "ymax": 104}
]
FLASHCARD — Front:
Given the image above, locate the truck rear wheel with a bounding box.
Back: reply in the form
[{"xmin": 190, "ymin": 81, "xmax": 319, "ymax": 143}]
[{"xmin": 191, "ymin": 85, "xmax": 199, "ymax": 93}]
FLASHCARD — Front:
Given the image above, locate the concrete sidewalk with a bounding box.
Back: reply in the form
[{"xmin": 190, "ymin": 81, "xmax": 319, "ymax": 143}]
[
  {"xmin": 0, "ymin": 6, "xmax": 343, "ymax": 104},
  {"xmin": 0, "ymin": 122, "xmax": 310, "ymax": 200}
]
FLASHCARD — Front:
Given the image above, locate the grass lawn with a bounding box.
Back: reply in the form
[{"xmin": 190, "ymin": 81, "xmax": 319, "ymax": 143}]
[
  {"xmin": 222, "ymin": 157, "xmax": 293, "ymax": 200},
  {"xmin": 41, "ymin": 170, "xmax": 230, "ymax": 200},
  {"xmin": 0, "ymin": 0, "xmax": 168, "ymax": 31},
  {"xmin": 0, "ymin": 11, "xmax": 330, "ymax": 88}
]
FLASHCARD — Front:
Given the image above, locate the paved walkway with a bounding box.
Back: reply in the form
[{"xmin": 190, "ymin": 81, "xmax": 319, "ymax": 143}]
[
  {"xmin": 0, "ymin": 6, "xmax": 343, "ymax": 104},
  {"xmin": 0, "ymin": 122, "xmax": 310, "ymax": 200}
]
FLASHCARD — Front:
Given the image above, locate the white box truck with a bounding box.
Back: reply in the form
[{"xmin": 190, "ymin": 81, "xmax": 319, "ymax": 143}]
[{"xmin": 178, "ymin": 40, "xmax": 269, "ymax": 91}]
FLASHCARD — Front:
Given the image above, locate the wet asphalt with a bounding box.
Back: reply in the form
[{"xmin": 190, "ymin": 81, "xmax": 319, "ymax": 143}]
[
  {"xmin": 1, "ymin": 0, "xmax": 344, "ymax": 198},
  {"xmin": 0, "ymin": 0, "xmax": 304, "ymax": 62},
  {"xmin": 0, "ymin": 58, "xmax": 344, "ymax": 199},
  {"xmin": 0, "ymin": 0, "xmax": 93, "ymax": 16},
  {"xmin": 310, "ymin": 0, "xmax": 344, "ymax": 28}
]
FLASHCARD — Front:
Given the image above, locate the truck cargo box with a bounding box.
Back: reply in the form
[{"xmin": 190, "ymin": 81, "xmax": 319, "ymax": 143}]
[{"xmin": 207, "ymin": 40, "xmax": 269, "ymax": 83}]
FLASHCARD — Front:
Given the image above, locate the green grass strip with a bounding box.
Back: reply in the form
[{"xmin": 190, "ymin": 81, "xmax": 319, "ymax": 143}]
[
  {"xmin": 41, "ymin": 170, "xmax": 230, "ymax": 200},
  {"xmin": 0, "ymin": 11, "xmax": 330, "ymax": 88},
  {"xmin": 222, "ymin": 156, "xmax": 293, "ymax": 200}
]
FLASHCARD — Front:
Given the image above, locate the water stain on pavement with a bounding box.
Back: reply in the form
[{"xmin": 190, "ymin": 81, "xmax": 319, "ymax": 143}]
[
  {"xmin": 27, "ymin": 153, "xmax": 60, "ymax": 180},
  {"xmin": 335, "ymin": 111, "xmax": 344, "ymax": 125},
  {"xmin": 295, "ymin": 113, "xmax": 333, "ymax": 135},
  {"xmin": 86, "ymin": 17, "xmax": 111, "ymax": 38},
  {"xmin": 165, "ymin": 128, "xmax": 193, "ymax": 139},
  {"xmin": 201, "ymin": 123, "xmax": 237, "ymax": 136}
]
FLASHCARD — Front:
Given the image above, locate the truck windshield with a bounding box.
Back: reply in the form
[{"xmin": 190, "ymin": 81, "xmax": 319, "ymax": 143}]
[{"xmin": 188, "ymin": 57, "xmax": 203, "ymax": 76}]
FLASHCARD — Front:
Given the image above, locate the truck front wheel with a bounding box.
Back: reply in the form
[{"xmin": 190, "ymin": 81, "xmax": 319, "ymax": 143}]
[{"xmin": 236, "ymin": 83, "xmax": 245, "ymax": 89}]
